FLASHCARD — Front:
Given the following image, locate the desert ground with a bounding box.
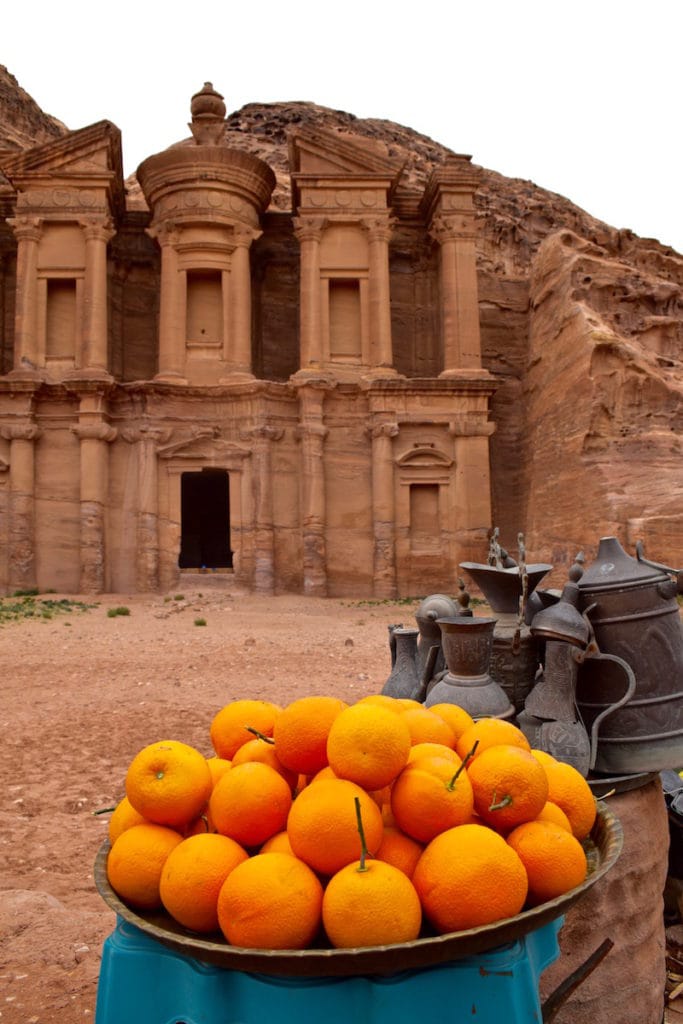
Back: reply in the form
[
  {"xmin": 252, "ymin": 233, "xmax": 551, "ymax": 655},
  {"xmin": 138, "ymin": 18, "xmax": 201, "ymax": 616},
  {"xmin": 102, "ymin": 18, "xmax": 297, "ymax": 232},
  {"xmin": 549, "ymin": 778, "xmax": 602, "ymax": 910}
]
[{"xmin": 0, "ymin": 581, "xmax": 418, "ymax": 1023}]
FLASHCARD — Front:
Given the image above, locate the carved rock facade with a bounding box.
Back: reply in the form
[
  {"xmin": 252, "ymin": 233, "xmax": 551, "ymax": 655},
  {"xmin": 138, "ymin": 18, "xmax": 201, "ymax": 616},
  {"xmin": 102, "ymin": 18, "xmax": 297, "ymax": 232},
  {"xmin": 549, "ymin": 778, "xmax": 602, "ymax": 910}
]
[{"xmin": 0, "ymin": 84, "xmax": 497, "ymax": 596}]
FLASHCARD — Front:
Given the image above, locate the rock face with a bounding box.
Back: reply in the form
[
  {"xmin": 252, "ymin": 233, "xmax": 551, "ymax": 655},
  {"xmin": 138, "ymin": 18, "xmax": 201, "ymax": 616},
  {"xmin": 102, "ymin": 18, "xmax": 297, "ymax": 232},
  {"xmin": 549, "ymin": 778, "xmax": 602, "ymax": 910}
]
[
  {"xmin": 0, "ymin": 65, "xmax": 66, "ymax": 151},
  {"xmin": 1, "ymin": 70, "xmax": 682, "ymax": 593}
]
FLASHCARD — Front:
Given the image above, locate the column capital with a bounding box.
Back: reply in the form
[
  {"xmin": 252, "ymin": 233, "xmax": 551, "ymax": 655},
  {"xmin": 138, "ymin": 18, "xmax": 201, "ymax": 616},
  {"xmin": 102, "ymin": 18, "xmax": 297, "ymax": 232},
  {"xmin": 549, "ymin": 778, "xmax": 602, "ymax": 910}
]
[
  {"xmin": 7, "ymin": 216, "xmax": 43, "ymax": 243},
  {"xmin": 1, "ymin": 422, "xmax": 42, "ymax": 442},
  {"xmin": 239, "ymin": 423, "xmax": 284, "ymax": 444},
  {"xmin": 79, "ymin": 216, "xmax": 116, "ymax": 244},
  {"xmin": 71, "ymin": 423, "xmax": 117, "ymax": 443},
  {"xmin": 233, "ymin": 224, "xmax": 262, "ymax": 248},
  {"xmin": 366, "ymin": 420, "xmax": 399, "ymax": 441},
  {"xmin": 146, "ymin": 222, "xmax": 180, "ymax": 247},
  {"xmin": 121, "ymin": 425, "xmax": 172, "ymax": 446},
  {"xmin": 293, "ymin": 215, "xmax": 328, "ymax": 243},
  {"xmin": 295, "ymin": 422, "xmax": 328, "ymax": 442},
  {"xmin": 359, "ymin": 215, "xmax": 395, "ymax": 242},
  {"xmin": 429, "ymin": 212, "xmax": 478, "ymax": 244}
]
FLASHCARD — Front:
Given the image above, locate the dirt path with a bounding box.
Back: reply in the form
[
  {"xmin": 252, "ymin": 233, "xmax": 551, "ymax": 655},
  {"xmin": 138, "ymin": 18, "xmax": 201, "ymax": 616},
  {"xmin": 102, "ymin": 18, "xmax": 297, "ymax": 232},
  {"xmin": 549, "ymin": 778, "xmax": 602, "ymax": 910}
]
[{"xmin": 0, "ymin": 585, "xmax": 413, "ymax": 1023}]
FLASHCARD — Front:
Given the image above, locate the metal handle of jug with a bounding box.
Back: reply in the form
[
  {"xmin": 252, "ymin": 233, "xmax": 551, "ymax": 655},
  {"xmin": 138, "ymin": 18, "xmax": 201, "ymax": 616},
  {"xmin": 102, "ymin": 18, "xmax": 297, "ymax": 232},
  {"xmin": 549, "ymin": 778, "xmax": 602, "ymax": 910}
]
[
  {"xmin": 574, "ymin": 649, "xmax": 637, "ymax": 772},
  {"xmin": 635, "ymin": 540, "xmax": 683, "ymax": 594}
]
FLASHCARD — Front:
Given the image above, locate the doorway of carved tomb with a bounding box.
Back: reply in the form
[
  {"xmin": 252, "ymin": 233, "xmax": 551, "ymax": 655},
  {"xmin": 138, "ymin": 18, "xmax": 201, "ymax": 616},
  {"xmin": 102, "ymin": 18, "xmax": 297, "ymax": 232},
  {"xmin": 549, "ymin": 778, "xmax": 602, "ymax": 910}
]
[{"xmin": 178, "ymin": 468, "xmax": 233, "ymax": 570}]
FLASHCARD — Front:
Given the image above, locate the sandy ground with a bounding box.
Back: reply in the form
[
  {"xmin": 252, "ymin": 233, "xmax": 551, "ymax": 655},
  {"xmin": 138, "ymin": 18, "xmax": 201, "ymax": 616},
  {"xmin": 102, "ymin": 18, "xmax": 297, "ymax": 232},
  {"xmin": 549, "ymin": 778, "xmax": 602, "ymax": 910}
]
[{"xmin": 0, "ymin": 582, "xmax": 416, "ymax": 1023}]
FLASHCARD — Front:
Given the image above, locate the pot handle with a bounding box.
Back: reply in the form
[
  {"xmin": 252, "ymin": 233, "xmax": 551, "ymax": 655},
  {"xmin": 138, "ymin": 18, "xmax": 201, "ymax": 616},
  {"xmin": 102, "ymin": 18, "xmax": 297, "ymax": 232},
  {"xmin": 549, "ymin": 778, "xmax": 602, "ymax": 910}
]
[
  {"xmin": 577, "ymin": 650, "xmax": 637, "ymax": 772},
  {"xmin": 635, "ymin": 539, "xmax": 683, "ymax": 593}
]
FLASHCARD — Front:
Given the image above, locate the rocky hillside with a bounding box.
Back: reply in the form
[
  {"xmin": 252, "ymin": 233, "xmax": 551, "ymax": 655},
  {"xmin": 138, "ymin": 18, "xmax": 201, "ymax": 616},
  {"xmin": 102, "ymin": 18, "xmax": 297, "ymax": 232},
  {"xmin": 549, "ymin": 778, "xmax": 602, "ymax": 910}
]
[
  {"xmin": 0, "ymin": 65, "xmax": 66, "ymax": 151},
  {"xmin": 3, "ymin": 70, "xmax": 683, "ymax": 576}
]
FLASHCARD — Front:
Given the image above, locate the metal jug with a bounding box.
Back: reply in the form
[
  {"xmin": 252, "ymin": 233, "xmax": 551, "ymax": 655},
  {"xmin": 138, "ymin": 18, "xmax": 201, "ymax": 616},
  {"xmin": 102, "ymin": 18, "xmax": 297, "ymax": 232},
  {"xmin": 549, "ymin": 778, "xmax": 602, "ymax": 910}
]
[{"xmin": 575, "ymin": 535, "xmax": 683, "ymax": 775}]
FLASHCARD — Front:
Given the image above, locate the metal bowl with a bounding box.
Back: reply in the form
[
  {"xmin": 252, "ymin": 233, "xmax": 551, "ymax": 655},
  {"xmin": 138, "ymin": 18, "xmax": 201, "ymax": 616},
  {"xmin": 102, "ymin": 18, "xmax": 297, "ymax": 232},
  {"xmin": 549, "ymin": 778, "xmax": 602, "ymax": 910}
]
[{"xmin": 94, "ymin": 802, "xmax": 622, "ymax": 978}]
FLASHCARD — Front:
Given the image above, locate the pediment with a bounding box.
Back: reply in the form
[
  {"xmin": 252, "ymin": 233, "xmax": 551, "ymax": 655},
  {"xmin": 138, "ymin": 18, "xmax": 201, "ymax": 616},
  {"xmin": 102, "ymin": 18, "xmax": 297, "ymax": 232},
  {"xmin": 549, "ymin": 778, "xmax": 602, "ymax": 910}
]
[
  {"xmin": 0, "ymin": 121, "xmax": 124, "ymax": 215},
  {"xmin": 157, "ymin": 430, "xmax": 251, "ymax": 465},
  {"xmin": 289, "ymin": 127, "xmax": 405, "ymax": 204},
  {"xmin": 396, "ymin": 445, "xmax": 454, "ymax": 468}
]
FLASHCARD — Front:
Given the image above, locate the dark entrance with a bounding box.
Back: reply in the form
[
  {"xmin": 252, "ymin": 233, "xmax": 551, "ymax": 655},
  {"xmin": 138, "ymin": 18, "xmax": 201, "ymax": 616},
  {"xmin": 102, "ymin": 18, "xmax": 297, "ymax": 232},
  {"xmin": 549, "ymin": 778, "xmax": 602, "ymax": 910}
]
[{"xmin": 179, "ymin": 469, "xmax": 232, "ymax": 569}]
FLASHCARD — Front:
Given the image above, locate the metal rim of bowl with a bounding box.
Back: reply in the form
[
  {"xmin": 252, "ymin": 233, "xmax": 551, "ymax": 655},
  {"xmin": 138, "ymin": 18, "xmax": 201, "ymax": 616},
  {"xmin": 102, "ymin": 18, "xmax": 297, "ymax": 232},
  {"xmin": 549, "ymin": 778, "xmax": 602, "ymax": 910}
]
[{"xmin": 94, "ymin": 801, "xmax": 623, "ymax": 978}]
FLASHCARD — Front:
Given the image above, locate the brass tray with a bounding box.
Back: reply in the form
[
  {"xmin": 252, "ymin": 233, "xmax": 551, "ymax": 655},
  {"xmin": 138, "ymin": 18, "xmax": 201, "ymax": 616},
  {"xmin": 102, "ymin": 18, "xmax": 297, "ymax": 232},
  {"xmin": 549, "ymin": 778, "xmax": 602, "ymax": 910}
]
[{"xmin": 94, "ymin": 801, "xmax": 622, "ymax": 978}]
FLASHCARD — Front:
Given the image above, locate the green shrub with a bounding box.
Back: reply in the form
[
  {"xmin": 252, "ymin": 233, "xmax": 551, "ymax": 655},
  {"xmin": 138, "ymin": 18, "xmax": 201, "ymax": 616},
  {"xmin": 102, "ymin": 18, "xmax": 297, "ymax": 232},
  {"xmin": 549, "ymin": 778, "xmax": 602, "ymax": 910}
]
[{"xmin": 107, "ymin": 606, "xmax": 131, "ymax": 618}]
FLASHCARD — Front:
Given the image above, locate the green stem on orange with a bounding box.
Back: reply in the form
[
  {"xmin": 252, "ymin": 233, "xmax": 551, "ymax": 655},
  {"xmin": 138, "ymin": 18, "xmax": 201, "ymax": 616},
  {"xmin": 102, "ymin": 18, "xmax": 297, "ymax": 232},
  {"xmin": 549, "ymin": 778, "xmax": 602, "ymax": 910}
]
[
  {"xmin": 93, "ymin": 806, "xmax": 116, "ymax": 815},
  {"xmin": 446, "ymin": 739, "xmax": 479, "ymax": 791},
  {"xmin": 354, "ymin": 796, "xmax": 370, "ymax": 873},
  {"xmin": 489, "ymin": 790, "xmax": 513, "ymax": 812},
  {"xmin": 246, "ymin": 726, "xmax": 275, "ymax": 744}
]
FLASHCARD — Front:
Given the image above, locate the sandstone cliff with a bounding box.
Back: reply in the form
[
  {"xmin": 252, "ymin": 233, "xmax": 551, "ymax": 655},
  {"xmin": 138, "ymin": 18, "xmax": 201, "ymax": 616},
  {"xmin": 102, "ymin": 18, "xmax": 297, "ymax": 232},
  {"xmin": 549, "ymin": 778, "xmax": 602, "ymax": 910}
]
[
  {"xmin": 3, "ymin": 71, "xmax": 682, "ymax": 577},
  {"xmin": 0, "ymin": 65, "xmax": 67, "ymax": 151}
]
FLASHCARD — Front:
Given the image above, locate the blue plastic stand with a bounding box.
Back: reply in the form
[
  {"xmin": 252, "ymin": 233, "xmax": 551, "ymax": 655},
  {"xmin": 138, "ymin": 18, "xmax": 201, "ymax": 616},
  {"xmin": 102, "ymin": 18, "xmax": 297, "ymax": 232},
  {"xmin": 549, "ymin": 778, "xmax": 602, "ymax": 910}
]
[{"xmin": 95, "ymin": 915, "xmax": 562, "ymax": 1024}]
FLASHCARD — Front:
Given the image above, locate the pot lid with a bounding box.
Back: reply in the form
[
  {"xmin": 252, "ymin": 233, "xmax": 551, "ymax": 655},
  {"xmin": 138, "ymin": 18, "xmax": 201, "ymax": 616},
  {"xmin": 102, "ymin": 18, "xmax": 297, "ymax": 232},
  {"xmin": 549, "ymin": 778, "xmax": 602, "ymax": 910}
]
[{"xmin": 576, "ymin": 536, "xmax": 665, "ymax": 592}]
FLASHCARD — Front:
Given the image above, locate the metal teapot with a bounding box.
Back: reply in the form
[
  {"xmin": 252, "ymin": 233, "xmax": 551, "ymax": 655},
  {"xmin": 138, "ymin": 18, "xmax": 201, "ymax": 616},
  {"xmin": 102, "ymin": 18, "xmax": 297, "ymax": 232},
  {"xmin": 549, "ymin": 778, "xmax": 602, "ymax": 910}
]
[{"xmin": 574, "ymin": 535, "xmax": 683, "ymax": 775}]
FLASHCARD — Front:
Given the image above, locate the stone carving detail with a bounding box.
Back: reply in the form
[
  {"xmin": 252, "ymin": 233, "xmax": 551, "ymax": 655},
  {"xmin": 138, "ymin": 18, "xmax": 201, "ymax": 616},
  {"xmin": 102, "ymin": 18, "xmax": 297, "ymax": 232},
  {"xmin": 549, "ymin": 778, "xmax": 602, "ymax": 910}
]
[
  {"xmin": 429, "ymin": 212, "xmax": 477, "ymax": 243},
  {"xmin": 71, "ymin": 423, "xmax": 117, "ymax": 443},
  {"xmin": 1, "ymin": 423, "xmax": 42, "ymax": 442}
]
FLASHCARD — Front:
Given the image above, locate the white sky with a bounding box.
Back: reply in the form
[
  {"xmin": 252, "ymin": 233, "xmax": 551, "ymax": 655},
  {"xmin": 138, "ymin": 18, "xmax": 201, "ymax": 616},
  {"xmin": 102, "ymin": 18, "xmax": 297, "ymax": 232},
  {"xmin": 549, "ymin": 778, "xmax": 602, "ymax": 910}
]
[{"xmin": 4, "ymin": 0, "xmax": 682, "ymax": 253}]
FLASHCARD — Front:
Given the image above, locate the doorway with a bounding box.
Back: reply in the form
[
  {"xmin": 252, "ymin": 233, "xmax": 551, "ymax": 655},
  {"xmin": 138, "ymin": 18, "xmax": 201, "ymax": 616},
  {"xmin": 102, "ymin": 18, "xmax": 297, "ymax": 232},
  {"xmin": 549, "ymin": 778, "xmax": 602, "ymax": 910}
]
[{"xmin": 179, "ymin": 469, "xmax": 232, "ymax": 569}]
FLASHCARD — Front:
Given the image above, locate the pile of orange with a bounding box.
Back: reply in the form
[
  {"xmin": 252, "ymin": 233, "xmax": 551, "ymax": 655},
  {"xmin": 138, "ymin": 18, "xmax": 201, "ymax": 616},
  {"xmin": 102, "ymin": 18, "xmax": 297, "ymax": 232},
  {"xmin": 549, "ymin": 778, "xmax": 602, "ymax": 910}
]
[{"xmin": 105, "ymin": 696, "xmax": 597, "ymax": 951}]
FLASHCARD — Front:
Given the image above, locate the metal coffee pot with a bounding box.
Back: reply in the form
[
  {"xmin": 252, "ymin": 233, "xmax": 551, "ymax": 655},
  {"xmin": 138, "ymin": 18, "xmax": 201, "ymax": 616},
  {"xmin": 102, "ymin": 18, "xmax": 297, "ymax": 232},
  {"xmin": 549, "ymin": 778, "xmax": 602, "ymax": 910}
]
[{"xmin": 574, "ymin": 535, "xmax": 683, "ymax": 775}]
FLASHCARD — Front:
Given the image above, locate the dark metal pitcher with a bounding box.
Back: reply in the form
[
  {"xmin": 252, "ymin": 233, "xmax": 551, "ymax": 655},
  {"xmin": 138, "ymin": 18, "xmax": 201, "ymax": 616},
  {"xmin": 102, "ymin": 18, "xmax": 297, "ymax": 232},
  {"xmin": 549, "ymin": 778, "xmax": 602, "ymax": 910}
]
[{"xmin": 575, "ymin": 535, "xmax": 683, "ymax": 775}]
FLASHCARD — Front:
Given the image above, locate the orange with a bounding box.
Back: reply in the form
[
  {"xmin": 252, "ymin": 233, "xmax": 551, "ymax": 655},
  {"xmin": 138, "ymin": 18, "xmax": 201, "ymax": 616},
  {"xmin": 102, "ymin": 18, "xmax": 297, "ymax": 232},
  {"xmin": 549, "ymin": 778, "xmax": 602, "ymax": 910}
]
[
  {"xmin": 467, "ymin": 743, "xmax": 549, "ymax": 832},
  {"xmin": 326, "ymin": 702, "xmax": 412, "ymax": 790},
  {"xmin": 209, "ymin": 761, "xmax": 293, "ymax": 847},
  {"xmin": 455, "ymin": 717, "xmax": 531, "ymax": 762},
  {"xmin": 287, "ymin": 777, "xmax": 384, "ymax": 875},
  {"xmin": 390, "ymin": 754, "xmax": 474, "ymax": 843},
  {"xmin": 413, "ymin": 823, "xmax": 528, "ymax": 933},
  {"xmin": 374, "ymin": 825, "xmax": 424, "ymax": 879},
  {"xmin": 395, "ymin": 698, "xmax": 424, "ymax": 712},
  {"xmin": 407, "ymin": 741, "xmax": 460, "ymax": 765},
  {"xmin": 400, "ymin": 706, "xmax": 457, "ymax": 748},
  {"xmin": 507, "ymin": 819, "xmax": 588, "ymax": 905},
  {"xmin": 210, "ymin": 699, "xmax": 281, "ymax": 760},
  {"xmin": 217, "ymin": 851, "xmax": 323, "ymax": 949},
  {"xmin": 108, "ymin": 795, "xmax": 147, "ymax": 845},
  {"xmin": 159, "ymin": 833, "xmax": 249, "ymax": 932},
  {"xmin": 260, "ymin": 830, "xmax": 295, "ymax": 856},
  {"xmin": 535, "ymin": 800, "xmax": 572, "ymax": 833},
  {"xmin": 107, "ymin": 822, "xmax": 183, "ymax": 909},
  {"xmin": 356, "ymin": 694, "xmax": 403, "ymax": 714},
  {"xmin": 272, "ymin": 695, "xmax": 347, "ymax": 775},
  {"xmin": 322, "ymin": 858, "xmax": 422, "ymax": 948},
  {"xmin": 536, "ymin": 756, "xmax": 597, "ymax": 839},
  {"xmin": 125, "ymin": 739, "xmax": 212, "ymax": 829},
  {"xmin": 206, "ymin": 756, "xmax": 232, "ymax": 787},
  {"xmin": 231, "ymin": 736, "xmax": 298, "ymax": 790},
  {"xmin": 427, "ymin": 703, "xmax": 475, "ymax": 742}
]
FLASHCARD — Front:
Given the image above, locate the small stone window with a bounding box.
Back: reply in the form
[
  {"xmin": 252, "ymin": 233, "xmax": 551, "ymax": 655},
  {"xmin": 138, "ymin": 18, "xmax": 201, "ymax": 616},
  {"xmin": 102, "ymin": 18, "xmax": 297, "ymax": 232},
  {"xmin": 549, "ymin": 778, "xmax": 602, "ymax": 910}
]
[
  {"xmin": 46, "ymin": 279, "xmax": 77, "ymax": 359},
  {"xmin": 186, "ymin": 269, "xmax": 223, "ymax": 347},
  {"xmin": 409, "ymin": 483, "xmax": 440, "ymax": 551},
  {"xmin": 328, "ymin": 279, "xmax": 361, "ymax": 362}
]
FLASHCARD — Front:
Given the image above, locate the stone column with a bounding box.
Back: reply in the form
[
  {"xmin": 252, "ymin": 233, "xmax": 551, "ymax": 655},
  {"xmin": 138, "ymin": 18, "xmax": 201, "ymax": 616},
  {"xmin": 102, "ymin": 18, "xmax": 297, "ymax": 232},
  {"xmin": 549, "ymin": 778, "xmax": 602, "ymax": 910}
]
[
  {"xmin": 123, "ymin": 425, "xmax": 169, "ymax": 592},
  {"xmin": 293, "ymin": 217, "xmax": 326, "ymax": 371},
  {"xmin": 430, "ymin": 212, "xmax": 482, "ymax": 372},
  {"xmin": 80, "ymin": 217, "xmax": 115, "ymax": 377},
  {"xmin": 368, "ymin": 419, "xmax": 399, "ymax": 598},
  {"xmin": 240, "ymin": 423, "xmax": 283, "ymax": 594},
  {"xmin": 1, "ymin": 422, "xmax": 41, "ymax": 590},
  {"xmin": 71, "ymin": 420, "xmax": 117, "ymax": 592},
  {"xmin": 7, "ymin": 217, "xmax": 42, "ymax": 376},
  {"xmin": 295, "ymin": 382, "xmax": 332, "ymax": 597},
  {"xmin": 362, "ymin": 216, "xmax": 395, "ymax": 370},
  {"xmin": 150, "ymin": 225, "xmax": 186, "ymax": 382},
  {"xmin": 226, "ymin": 225, "xmax": 260, "ymax": 379}
]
